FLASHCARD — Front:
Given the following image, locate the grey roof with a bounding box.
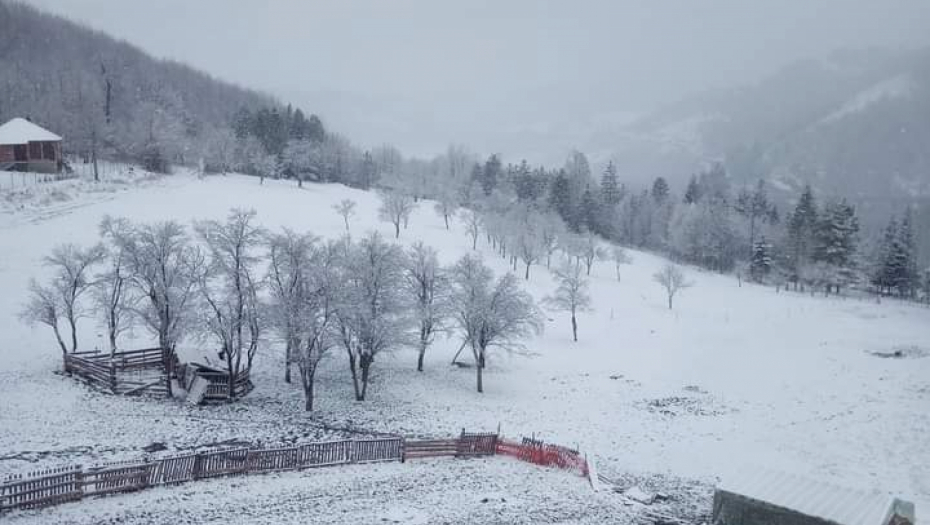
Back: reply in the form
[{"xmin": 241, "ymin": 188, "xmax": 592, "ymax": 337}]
[
  {"xmin": 719, "ymin": 466, "xmax": 914, "ymax": 525},
  {"xmin": 0, "ymin": 118, "xmax": 62, "ymax": 144}
]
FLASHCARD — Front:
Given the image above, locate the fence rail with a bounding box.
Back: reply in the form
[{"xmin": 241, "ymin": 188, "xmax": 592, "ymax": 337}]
[{"xmin": 0, "ymin": 431, "xmax": 588, "ymax": 515}]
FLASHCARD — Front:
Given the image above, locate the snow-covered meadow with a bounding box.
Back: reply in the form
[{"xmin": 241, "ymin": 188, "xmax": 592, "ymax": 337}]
[{"xmin": 1, "ymin": 172, "xmax": 928, "ymax": 521}]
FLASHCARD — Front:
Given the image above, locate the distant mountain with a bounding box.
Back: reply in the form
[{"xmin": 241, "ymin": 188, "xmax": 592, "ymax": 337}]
[{"xmin": 607, "ymin": 48, "xmax": 930, "ymax": 215}]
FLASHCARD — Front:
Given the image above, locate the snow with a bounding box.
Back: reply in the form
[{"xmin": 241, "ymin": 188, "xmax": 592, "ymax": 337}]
[
  {"xmin": 0, "ymin": 172, "xmax": 928, "ymax": 521},
  {"xmin": 821, "ymin": 75, "xmax": 913, "ymax": 124},
  {"xmin": 0, "ymin": 118, "xmax": 62, "ymax": 145}
]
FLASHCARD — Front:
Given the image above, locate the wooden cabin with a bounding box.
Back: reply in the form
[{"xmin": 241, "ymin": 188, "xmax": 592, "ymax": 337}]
[{"xmin": 0, "ymin": 118, "xmax": 63, "ymax": 173}]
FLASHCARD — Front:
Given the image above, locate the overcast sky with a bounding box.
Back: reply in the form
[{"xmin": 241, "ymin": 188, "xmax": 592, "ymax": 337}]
[{"xmin": 22, "ymin": 0, "xmax": 930, "ymax": 158}]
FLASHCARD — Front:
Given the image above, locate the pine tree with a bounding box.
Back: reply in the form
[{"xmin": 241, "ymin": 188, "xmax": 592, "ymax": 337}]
[
  {"xmin": 651, "ymin": 177, "xmax": 670, "ymax": 203},
  {"xmin": 750, "ymin": 236, "xmax": 773, "ymax": 282},
  {"xmin": 479, "ymin": 154, "xmax": 502, "ymax": 195},
  {"xmin": 600, "ymin": 161, "xmax": 622, "ymax": 206},
  {"xmin": 548, "ymin": 170, "xmax": 577, "ymax": 231},
  {"xmin": 786, "ymin": 185, "xmax": 818, "ymax": 289},
  {"xmin": 872, "ymin": 216, "xmax": 899, "ymax": 294},
  {"xmin": 683, "ymin": 175, "xmax": 700, "ymax": 204},
  {"xmin": 735, "ymin": 180, "xmax": 776, "ymax": 260},
  {"xmin": 813, "ymin": 199, "xmax": 859, "ymax": 294},
  {"xmin": 894, "ymin": 211, "xmax": 919, "ymax": 297},
  {"xmin": 578, "ymin": 186, "xmax": 601, "ymax": 235}
]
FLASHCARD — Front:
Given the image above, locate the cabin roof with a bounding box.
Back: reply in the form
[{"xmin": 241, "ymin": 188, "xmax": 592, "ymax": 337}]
[
  {"xmin": 719, "ymin": 466, "xmax": 909, "ymax": 525},
  {"xmin": 0, "ymin": 118, "xmax": 62, "ymax": 145}
]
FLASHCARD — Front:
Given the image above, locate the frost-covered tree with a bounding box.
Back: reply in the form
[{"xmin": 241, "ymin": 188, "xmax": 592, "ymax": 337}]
[
  {"xmin": 609, "ymin": 245, "xmax": 632, "ymax": 281},
  {"xmin": 195, "ymin": 209, "xmax": 265, "ymax": 398},
  {"xmin": 540, "ymin": 212, "xmax": 567, "ymax": 269},
  {"xmin": 404, "ymin": 242, "xmax": 449, "ymax": 371},
  {"xmin": 812, "ymin": 199, "xmax": 859, "ymax": 294},
  {"xmin": 378, "ymin": 190, "xmax": 416, "ymax": 238},
  {"xmin": 786, "ymin": 185, "xmax": 818, "ymax": 290},
  {"xmin": 434, "ymin": 186, "xmax": 460, "ymax": 230},
  {"xmin": 545, "ymin": 261, "xmax": 592, "ymax": 342},
  {"xmin": 653, "ymin": 263, "xmax": 692, "ymax": 310},
  {"xmin": 96, "ymin": 217, "xmax": 139, "ymax": 356},
  {"xmin": 510, "ymin": 207, "xmax": 544, "ymax": 280},
  {"xmin": 735, "ymin": 180, "xmax": 779, "ymax": 259},
  {"xmin": 461, "ymin": 208, "xmax": 483, "ymax": 250},
  {"xmin": 749, "ymin": 236, "xmax": 773, "ymax": 282},
  {"xmin": 20, "ymin": 243, "xmax": 105, "ymax": 356},
  {"xmin": 333, "ymin": 199, "xmax": 356, "ymax": 233},
  {"xmin": 282, "ymin": 139, "xmax": 321, "ymax": 187},
  {"xmin": 449, "ymin": 255, "xmax": 543, "ymax": 393},
  {"xmin": 108, "ymin": 221, "xmax": 204, "ymax": 395},
  {"xmin": 600, "ymin": 161, "xmax": 622, "ymax": 206},
  {"xmin": 335, "ymin": 233, "xmax": 409, "ymax": 401},
  {"xmin": 266, "ymin": 230, "xmax": 340, "ymax": 410},
  {"xmin": 568, "ymin": 231, "xmax": 605, "ymax": 276}
]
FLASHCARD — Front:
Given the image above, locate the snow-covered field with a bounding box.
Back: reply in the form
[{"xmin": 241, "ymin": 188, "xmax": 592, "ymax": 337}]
[{"xmin": 1, "ymin": 172, "xmax": 928, "ymax": 522}]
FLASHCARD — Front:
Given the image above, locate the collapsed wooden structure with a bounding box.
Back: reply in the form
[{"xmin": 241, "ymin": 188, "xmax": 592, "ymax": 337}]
[
  {"xmin": 62, "ymin": 350, "xmax": 254, "ymax": 403},
  {"xmin": 0, "ymin": 430, "xmax": 588, "ymax": 514}
]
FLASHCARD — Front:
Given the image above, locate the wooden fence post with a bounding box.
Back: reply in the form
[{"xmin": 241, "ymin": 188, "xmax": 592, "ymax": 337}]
[{"xmin": 192, "ymin": 453, "xmax": 203, "ymax": 480}]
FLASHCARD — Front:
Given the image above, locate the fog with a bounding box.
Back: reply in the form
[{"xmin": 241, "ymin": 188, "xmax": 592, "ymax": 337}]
[{"xmin": 23, "ymin": 0, "xmax": 930, "ymax": 159}]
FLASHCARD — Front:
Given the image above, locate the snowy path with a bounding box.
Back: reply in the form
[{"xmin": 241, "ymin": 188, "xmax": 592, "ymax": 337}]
[{"xmin": 0, "ymin": 173, "xmax": 927, "ymax": 514}]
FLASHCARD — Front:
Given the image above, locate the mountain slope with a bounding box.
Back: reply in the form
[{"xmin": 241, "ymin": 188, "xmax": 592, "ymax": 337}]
[
  {"xmin": 0, "ymin": 1, "xmax": 289, "ymax": 164},
  {"xmin": 610, "ymin": 48, "xmax": 930, "ymax": 209}
]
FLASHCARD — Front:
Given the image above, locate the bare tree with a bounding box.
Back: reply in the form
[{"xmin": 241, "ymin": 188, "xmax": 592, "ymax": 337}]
[
  {"xmin": 112, "ymin": 220, "xmax": 204, "ymax": 395},
  {"xmin": 434, "ymin": 187, "xmax": 460, "ymax": 230},
  {"xmin": 21, "ymin": 243, "xmax": 105, "ymax": 356},
  {"xmin": 545, "ymin": 261, "xmax": 592, "ymax": 342},
  {"xmin": 335, "ymin": 232, "xmax": 410, "ymax": 401},
  {"xmin": 378, "ymin": 190, "xmax": 416, "ymax": 238},
  {"xmin": 266, "ymin": 229, "xmax": 313, "ymax": 385},
  {"xmin": 404, "ymin": 242, "xmax": 449, "ymax": 372},
  {"xmin": 333, "ymin": 199, "xmax": 356, "ymax": 233},
  {"xmin": 610, "ymin": 246, "xmax": 632, "ymax": 282},
  {"xmin": 195, "ymin": 209, "xmax": 265, "ymax": 399},
  {"xmin": 267, "ymin": 229, "xmax": 341, "ymax": 410},
  {"xmin": 540, "ymin": 213, "xmax": 566, "ymax": 269},
  {"xmin": 96, "ymin": 217, "xmax": 138, "ymax": 356},
  {"xmin": 461, "ymin": 209, "xmax": 482, "ymax": 250},
  {"xmin": 20, "ymin": 280, "xmax": 69, "ymax": 356},
  {"xmin": 653, "ymin": 263, "xmax": 693, "ymax": 310},
  {"xmin": 512, "ymin": 214, "xmax": 543, "ymax": 280},
  {"xmin": 566, "ymin": 232, "xmax": 605, "ymax": 276},
  {"xmin": 450, "ymin": 255, "xmax": 543, "ymax": 393}
]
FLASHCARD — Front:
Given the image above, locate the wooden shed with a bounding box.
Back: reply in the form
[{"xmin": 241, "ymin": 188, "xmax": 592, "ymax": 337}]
[
  {"xmin": 0, "ymin": 118, "xmax": 63, "ymax": 173},
  {"xmin": 713, "ymin": 467, "xmax": 916, "ymax": 525}
]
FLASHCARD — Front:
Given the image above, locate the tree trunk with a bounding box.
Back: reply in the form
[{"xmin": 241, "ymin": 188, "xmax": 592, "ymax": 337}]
[
  {"xmin": 476, "ymin": 357, "xmax": 483, "ymax": 393},
  {"xmin": 472, "ymin": 235, "xmax": 477, "ymax": 250},
  {"xmin": 668, "ymin": 294, "xmax": 673, "ymax": 310},
  {"xmin": 359, "ymin": 354, "xmax": 371, "ymax": 401},
  {"xmin": 348, "ymin": 351, "xmax": 362, "ymax": 401},
  {"xmin": 303, "ymin": 371, "xmax": 315, "ymax": 411},
  {"xmin": 444, "ymin": 214, "xmax": 449, "ymax": 229},
  {"xmin": 394, "ymin": 223, "xmax": 400, "ymax": 238},
  {"xmin": 284, "ymin": 340, "xmax": 292, "ymax": 384},
  {"xmin": 451, "ymin": 339, "xmax": 468, "ymax": 365},
  {"xmin": 52, "ymin": 323, "xmax": 68, "ymax": 356},
  {"xmin": 525, "ymin": 262, "xmax": 531, "ymax": 280},
  {"xmin": 67, "ymin": 316, "xmax": 78, "ymax": 353},
  {"xmin": 417, "ymin": 342, "xmax": 427, "ymax": 372},
  {"xmin": 571, "ymin": 313, "xmax": 578, "ymax": 342},
  {"xmin": 344, "ymin": 217, "xmax": 350, "ymax": 232}
]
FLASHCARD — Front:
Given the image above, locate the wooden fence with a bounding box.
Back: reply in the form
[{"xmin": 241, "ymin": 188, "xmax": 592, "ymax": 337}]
[
  {"xmin": 1, "ymin": 431, "xmax": 589, "ymax": 515},
  {"xmin": 0, "ymin": 436, "xmax": 402, "ymax": 514},
  {"xmin": 63, "ymin": 348, "xmax": 168, "ymax": 397}
]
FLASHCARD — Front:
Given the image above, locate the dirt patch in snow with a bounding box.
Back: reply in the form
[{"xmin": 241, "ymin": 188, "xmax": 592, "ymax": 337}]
[
  {"xmin": 638, "ymin": 396, "xmax": 735, "ymax": 417},
  {"xmin": 869, "ymin": 345, "xmax": 929, "ymax": 359}
]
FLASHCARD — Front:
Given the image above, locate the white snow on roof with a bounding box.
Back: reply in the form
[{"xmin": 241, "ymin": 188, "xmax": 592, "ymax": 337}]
[
  {"xmin": 0, "ymin": 118, "xmax": 62, "ymax": 145},
  {"xmin": 720, "ymin": 466, "xmax": 910, "ymax": 525}
]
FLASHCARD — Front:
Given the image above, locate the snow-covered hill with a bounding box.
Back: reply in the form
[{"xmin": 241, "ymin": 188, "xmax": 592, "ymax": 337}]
[{"xmin": 0, "ymin": 173, "xmax": 927, "ymax": 519}]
